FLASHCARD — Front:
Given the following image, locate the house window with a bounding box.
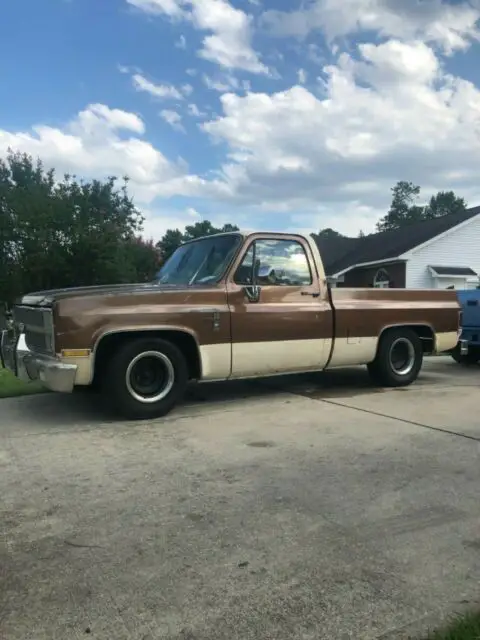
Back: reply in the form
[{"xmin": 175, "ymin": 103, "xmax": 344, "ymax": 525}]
[{"xmin": 373, "ymin": 268, "xmax": 390, "ymax": 288}]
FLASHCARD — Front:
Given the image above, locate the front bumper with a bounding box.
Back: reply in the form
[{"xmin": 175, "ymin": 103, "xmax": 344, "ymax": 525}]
[{"xmin": 1, "ymin": 329, "xmax": 77, "ymax": 393}]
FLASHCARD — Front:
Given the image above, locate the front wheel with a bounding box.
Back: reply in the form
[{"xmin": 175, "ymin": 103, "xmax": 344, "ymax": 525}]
[
  {"xmin": 102, "ymin": 338, "xmax": 188, "ymax": 420},
  {"xmin": 367, "ymin": 328, "xmax": 423, "ymax": 387}
]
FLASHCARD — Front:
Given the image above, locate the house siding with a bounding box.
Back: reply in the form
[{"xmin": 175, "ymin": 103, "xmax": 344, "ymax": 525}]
[
  {"xmin": 342, "ymin": 262, "xmax": 406, "ymax": 288},
  {"xmin": 406, "ymin": 214, "xmax": 480, "ymax": 289}
]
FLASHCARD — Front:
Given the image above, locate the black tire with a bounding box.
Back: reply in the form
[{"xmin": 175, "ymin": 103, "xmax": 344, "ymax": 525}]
[
  {"xmin": 101, "ymin": 337, "xmax": 188, "ymax": 420},
  {"xmin": 367, "ymin": 328, "xmax": 423, "ymax": 387},
  {"xmin": 450, "ymin": 344, "xmax": 480, "ymax": 365},
  {"xmin": 450, "ymin": 345, "xmax": 462, "ymax": 363}
]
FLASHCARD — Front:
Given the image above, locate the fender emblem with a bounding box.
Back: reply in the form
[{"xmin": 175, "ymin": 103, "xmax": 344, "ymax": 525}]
[{"xmin": 213, "ymin": 311, "xmax": 220, "ymax": 331}]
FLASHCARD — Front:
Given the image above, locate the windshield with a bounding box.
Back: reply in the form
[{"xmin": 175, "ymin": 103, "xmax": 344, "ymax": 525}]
[{"xmin": 155, "ymin": 233, "xmax": 242, "ymax": 285}]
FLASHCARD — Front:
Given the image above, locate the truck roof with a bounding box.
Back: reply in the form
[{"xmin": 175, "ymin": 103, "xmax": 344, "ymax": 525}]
[{"xmin": 181, "ymin": 230, "xmax": 308, "ymax": 242}]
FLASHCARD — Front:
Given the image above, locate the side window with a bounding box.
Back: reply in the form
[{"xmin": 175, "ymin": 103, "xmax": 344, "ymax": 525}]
[{"xmin": 234, "ymin": 239, "xmax": 312, "ymax": 286}]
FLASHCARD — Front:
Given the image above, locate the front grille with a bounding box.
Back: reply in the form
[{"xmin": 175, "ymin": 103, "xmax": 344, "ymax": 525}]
[
  {"xmin": 14, "ymin": 307, "xmax": 47, "ymax": 329},
  {"xmin": 24, "ymin": 331, "xmax": 54, "ymax": 353},
  {"xmin": 13, "ymin": 305, "xmax": 55, "ymax": 355}
]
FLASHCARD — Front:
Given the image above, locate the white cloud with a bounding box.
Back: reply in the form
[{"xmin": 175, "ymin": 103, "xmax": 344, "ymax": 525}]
[
  {"xmin": 306, "ymin": 43, "xmax": 325, "ymax": 65},
  {"xmin": 187, "ymin": 103, "xmax": 206, "ymax": 117},
  {"xmin": 127, "ymin": 0, "xmax": 185, "ymax": 18},
  {"xmin": 200, "ymin": 39, "xmax": 480, "ymax": 232},
  {"xmin": 262, "ymin": 0, "xmax": 480, "ymax": 55},
  {"xmin": 285, "ymin": 203, "xmax": 390, "ymax": 237},
  {"xmin": 192, "ymin": 0, "xmax": 267, "ymax": 73},
  {"xmin": 185, "ymin": 206, "xmax": 201, "ymax": 218},
  {"xmin": 202, "ymin": 72, "xmax": 252, "ymax": 93},
  {"xmin": 297, "ymin": 68, "xmax": 307, "ymax": 84},
  {"xmin": 175, "ymin": 34, "xmax": 187, "ymax": 48},
  {"xmin": 126, "ymin": 0, "xmax": 268, "ymax": 73},
  {"xmin": 202, "ymin": 72, "xmax": 239, "ymax": 92},
  {"xmin": 141, "ymin": 205, "xmax": 239, "ymax": 243},
  {"xmin": 160, "ymin": 109, "xmax": 186, "ymax": 132},
  {"xmin": 0, "ymin": 103, "xmax": 222, "ymax": 206},
  {"xmin": 181, "ymin": 83, "xmax": 193, "ymax": 96},
  {"xmin": 7, "ymin": 14, "xmax": 480, "ymax": 239},
  {"xmin": 141, "ymin": 206, "xmax": 200, "ymax": 241},
  {"xmin": 132, "ymin": 73, "xmax": 187, "ymax": 100},
  {"xmin": 72, "ymin": 103, "xmax": 145, "ymax": 136}
]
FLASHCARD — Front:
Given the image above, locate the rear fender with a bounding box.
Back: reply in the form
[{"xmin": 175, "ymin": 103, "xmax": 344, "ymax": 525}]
[{"xmin": 377, "ymin": 323, "xmax": 436, "ymax": 355}]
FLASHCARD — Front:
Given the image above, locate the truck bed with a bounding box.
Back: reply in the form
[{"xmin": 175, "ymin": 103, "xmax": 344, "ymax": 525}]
[{"xmin": 327, "ymin": 287, "xmax": 460, "ymax": 364}]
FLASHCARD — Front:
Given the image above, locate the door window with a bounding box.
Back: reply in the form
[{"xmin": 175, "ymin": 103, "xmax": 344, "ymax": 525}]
[{"xmin": 234, "ymin": 239, "xmax": 312, "ymax": 286}]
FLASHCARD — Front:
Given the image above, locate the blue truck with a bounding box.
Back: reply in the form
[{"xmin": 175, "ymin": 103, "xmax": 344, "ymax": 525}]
[{"xmin": 450, "ymin": 289, "xmax": 480, "ymax": 364}]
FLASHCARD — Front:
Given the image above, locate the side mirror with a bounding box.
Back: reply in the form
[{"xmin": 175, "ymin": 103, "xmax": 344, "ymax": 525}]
[{"xmin": 244, "ymin": 284, "xmax": 261, "ymax": 303}]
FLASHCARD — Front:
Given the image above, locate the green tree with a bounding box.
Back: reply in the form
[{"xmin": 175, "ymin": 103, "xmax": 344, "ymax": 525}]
[
  {"xmin": 0, "ymin": 151, "xmax": 153, "ymax": 305},
  {"xmin": 183, "ymin": 220, "xmax": 240, "ymax": 241},
  {"xmin": 424, "ymin": 191, "xmax": 467, "ymax": 219},
  {"xmin": 376, "ymin": 181, "xmax": 424, "ymax": 232},
  {"xmin": 157, "ymin": 220, "xmax": 239, "ymax": 262},
  {"xmin": 183, "ymin": 220, "xmax": 218, "ymax": 241},
  {"xmin": 376, "ymin": 182, "xmax": 467, "ymax": 233},
  {"xmin": 122, "ymin": 236, "xmax": 161, "ymax": 282},
  {"xmin": 315, "ymin": 228, "xmax": 346, "ymax": 240},
  {"xmin": 156, "ymin": 228, "xmax": 184, "ymax": 261}
]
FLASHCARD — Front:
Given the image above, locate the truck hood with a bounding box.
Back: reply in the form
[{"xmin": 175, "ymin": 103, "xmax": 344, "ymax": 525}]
[{"xmin": 16, "ymin": 282, "xmax": 191, "ymax": 307}]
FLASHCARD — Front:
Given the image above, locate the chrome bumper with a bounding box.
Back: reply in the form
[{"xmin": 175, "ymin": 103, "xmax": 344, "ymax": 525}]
[
  {"xmin": 459, "ymin": 339, "xmax": 469, "ymax": 356},
  {"xmin": 1, "ymin": 329, "xmax": 77, "ymax": 393}
]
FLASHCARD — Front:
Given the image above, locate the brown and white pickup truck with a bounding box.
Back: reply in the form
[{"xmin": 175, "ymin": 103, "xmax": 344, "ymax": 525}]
[{"xmin": 1, "ymin": 231, "xmax": 465, "ymax": 419}]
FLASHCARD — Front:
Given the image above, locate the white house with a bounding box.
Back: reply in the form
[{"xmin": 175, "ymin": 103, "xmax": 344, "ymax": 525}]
[{"xmin": 314, "ymin": 206, "xmax": 480, "ymax": 290}]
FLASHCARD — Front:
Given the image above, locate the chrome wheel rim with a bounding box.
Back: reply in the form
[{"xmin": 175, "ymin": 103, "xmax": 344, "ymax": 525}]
[
  {"xmin": 126, "ymin": 351, "xmax": 175, "ymax": 403},
  {"xmin": 389, "ymin": 338, "xmax": 415, "ymax": 376}
]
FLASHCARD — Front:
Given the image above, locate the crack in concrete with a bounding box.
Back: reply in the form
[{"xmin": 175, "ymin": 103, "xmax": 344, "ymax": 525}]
[
  {"xmin": 257, "ymin": 380, "xmax": 480, "ymax": 443},
  {"xmin": 320, "ymin": 397, "xmax": 480, "ymax": 443}
]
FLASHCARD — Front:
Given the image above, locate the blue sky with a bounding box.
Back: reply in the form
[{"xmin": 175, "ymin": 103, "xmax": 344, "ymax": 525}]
[{"xmin": 1, "ymin": 0, "xmax": 480, "ymax": 241}]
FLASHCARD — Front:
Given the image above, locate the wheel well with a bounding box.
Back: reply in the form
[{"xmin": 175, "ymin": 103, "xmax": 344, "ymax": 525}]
[
  {"xmin": 379, "ymin": 324, "xmax": 435, "ymax": 354},
  {"xmin": 92, "ymin": 330, "xmax": 201, "ymax": 385}
]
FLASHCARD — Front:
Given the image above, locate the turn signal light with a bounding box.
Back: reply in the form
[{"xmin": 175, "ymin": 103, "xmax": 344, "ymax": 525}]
[{"xmin": 61, "ymin": 349, "xmax": 91, "ymax": 358}]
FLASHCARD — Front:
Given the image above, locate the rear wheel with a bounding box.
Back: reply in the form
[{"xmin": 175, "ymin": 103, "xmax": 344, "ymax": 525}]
[
  {"xmin": 368, "ymin": 328, "xmax": 423, "ymax": 387},
  {"xmin": 102, "ymin": 337, "xmax": 188, "ymax": 420}
]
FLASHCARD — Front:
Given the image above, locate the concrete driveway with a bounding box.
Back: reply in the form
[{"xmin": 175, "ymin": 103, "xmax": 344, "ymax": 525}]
[{"xmin": 1, "ymin": 357, "xmax": 479, "ymax": 640}]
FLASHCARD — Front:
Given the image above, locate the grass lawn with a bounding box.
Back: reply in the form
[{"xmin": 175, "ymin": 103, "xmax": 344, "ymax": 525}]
[
  {"xmin": 0, "ymin": 367, "xmax": 46, "ymax": 398},
  {"xmin": 422, "ymin": 611, "xmax": 480, "ymax": 639}
]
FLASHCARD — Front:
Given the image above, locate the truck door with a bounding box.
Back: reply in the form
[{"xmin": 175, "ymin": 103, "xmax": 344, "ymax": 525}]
[{"xmin": 226, "ymin": 234, "xmax": 333, "ymax": 378}]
